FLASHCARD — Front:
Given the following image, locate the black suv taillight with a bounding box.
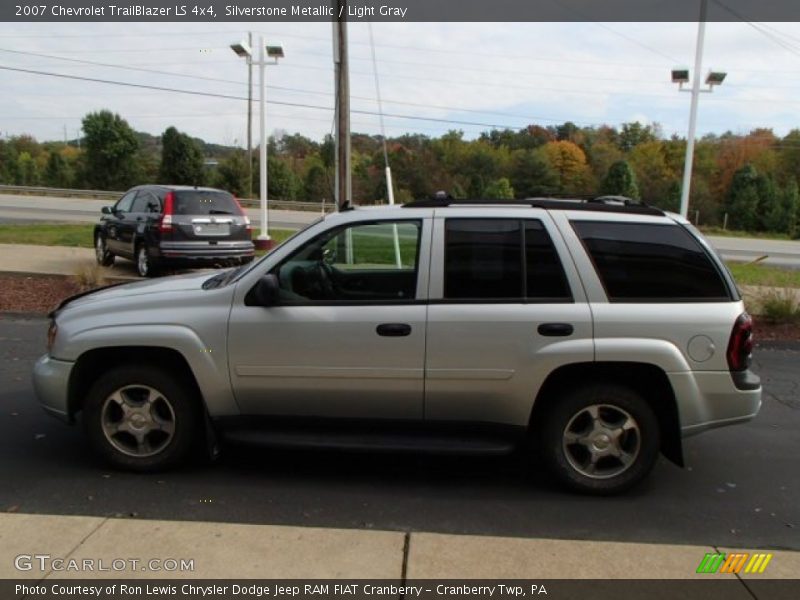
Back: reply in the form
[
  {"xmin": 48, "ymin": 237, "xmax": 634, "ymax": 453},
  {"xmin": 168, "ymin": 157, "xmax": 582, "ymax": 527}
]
[{"xmin": 727, "ymin": 313, "xmax": 753, "ymax": 371}]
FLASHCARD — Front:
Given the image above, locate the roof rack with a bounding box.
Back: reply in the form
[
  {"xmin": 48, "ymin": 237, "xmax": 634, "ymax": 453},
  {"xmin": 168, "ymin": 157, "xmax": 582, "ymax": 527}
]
[{"xmin": 402, "ymin": 196, "xmax": 665, "ymax": 216}]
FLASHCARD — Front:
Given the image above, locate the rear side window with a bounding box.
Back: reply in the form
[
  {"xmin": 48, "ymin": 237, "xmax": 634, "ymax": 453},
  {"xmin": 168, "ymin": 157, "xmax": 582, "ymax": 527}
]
[
  {"xmin": 174, "ymin": 191, "xmax": 239, "ymax": 216},
  {"xmin": 572, "ymin": 221, "xmax": 731, "ymax": 301},
  {"xmin": 444, "ymin": 219, "xmax": 571, "ymax": 301}
]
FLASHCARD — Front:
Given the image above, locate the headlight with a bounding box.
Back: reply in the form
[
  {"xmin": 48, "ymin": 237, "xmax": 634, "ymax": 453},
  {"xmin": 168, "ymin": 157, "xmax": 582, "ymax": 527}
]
[{"xmin": 47, "ymin": 320, "xmax": 58, "ymax": 353}]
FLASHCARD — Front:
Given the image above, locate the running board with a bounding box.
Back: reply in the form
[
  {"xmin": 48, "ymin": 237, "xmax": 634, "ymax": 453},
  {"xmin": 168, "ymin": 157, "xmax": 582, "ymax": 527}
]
[{"xmin": 218, "ymin": 426, "xmax": 518, "ymax": 456}]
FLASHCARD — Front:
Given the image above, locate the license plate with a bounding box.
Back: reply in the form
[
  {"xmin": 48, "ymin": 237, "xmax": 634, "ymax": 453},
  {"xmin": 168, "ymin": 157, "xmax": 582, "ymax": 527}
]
[{"xmin": 193, "ymin": 223, "xmax": 230, "ymax": 236}]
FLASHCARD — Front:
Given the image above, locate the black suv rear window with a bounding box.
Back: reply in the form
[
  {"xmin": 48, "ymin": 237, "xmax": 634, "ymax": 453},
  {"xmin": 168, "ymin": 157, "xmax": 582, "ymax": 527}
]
[
  {"xmin": 572, "ymin": 221, "xmax": 731, "ymax": 301},
  {"xmin": 174, "ymin": 191, "xmax": 239, "ymax": 216},
  {"xmin": 444, "ymin": 219, "xmax": 571, "ymax": 301}
]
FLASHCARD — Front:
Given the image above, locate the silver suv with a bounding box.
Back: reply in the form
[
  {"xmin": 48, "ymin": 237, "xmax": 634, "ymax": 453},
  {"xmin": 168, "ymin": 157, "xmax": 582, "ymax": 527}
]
[{"xmin": 33, "ymin": 197, "xmax": 761, "ymax": 494}]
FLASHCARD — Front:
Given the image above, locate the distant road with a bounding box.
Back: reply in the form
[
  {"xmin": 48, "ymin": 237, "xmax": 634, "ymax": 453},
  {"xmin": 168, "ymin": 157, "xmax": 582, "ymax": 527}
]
[{"xmin": 1, "ymin": 193, "xmax": 799, "ymax": 267}]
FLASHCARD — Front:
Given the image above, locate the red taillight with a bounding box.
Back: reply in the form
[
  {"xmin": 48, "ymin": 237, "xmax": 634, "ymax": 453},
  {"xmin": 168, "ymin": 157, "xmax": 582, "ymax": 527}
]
[
  {"xmin": 233, "ymin": 195, "xmax": 252, "ymax": 231},
  {"xmin": 727, "ymin": 313, "xmax": 754, "ymax": 371},
  {"xmin": 159, "ymin": 191, "xmax": 174, "ymax": 233}
]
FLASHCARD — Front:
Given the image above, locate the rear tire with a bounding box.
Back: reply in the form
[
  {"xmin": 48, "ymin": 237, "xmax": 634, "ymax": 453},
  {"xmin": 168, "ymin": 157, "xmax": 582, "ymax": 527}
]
[
  {"xmin": 539, "ymin": 383, "xmax": 660, "ymax": 495},
  {"xmin": 82, "ymin": 366, "xmax": 200, "ymax": 472},
  {"xmin": 136, "ymin": 243, "xmax": 158, "ymax": 278},
  {"xmin": 94, "ymin": 234, "xmax": 115, "ymax": 266}
]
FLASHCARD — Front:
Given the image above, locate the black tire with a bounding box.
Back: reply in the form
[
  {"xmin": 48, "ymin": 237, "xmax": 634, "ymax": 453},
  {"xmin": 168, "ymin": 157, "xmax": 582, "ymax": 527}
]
[
  {"xmin": 82, "ymin": 366, "xmax": 200, "ymax": 472},
  {"xmin": 94, "ymin": 233, "xmax": 115, "ymax": 266},
  {"xmin": 135, "ymin": 243, "xmax": 158, "ymax": 278},
  {"xmin": 539, "ymin": 383, "xmax": 660, "ymax": 495}
]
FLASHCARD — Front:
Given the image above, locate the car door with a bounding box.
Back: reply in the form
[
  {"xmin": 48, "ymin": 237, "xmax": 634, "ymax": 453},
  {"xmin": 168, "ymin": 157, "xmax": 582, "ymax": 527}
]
[
  {"xmin": 424, "ymin": 210, "xmax": 594, "ymax": 427},
  {"xmin": 227, "ymin": 217, "xmax": 431, "ymax": 420},
  {"xmin": 105, "ymin": 190, "xmax": 137, "ymax": 256}
]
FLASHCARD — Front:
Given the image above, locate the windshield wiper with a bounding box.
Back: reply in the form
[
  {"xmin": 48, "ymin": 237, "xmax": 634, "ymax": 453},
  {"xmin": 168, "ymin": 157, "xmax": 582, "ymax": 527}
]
[{"xmin": 209, "ymin": 209, "xmax": 234, "ymax": 215}]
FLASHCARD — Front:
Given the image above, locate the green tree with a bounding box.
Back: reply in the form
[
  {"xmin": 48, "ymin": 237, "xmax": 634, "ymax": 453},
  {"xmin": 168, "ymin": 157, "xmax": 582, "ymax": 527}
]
[
  {"xmin": 81, "ymin": 110, "xmax": 140, "ymax": 189},
  {"xmin": 303, "ymin": 160, "xmax": 330, "ymax": 202},
  {"xmin": 601, "ymin": 160, "xmax": 640, "ymax": 199},
  {"xmin": 16, "ymin": 151, "xmax": 39, "ymax": 185},
  {"xmin": 159, "ymin": 126, "xmax": 205, "ymax": 185},
  {"xmin": 483, "ymin": 177, "xmax": 515, "ymax": 199},
  {"xmin": 509, "ymin": 149, "xmax": 558, "ymax": 197},
  {"xmin": 726, "ymin": 164, "xmax": 760, "ymax": 231},
  {"xmin": 618, "ymin": 122, "xmax": 658, "ymax": 152},
  {"xmin": 44, "ymin": 151, "xmax": 71, "ymax": 187},
  {"xmin": 213, "ymin": 151, "xmax": 248, "ymax": 196}
]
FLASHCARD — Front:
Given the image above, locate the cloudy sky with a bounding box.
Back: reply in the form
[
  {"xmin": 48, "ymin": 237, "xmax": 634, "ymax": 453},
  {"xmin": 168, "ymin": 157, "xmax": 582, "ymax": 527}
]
[{"xmin": 1, "ymin": 20, "xmax": 800, "ymax": 146}]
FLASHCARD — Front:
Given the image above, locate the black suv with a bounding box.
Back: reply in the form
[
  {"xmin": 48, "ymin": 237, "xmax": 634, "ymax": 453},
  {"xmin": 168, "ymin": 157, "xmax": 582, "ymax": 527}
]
[{"xmin": 94, "ymin": 185, "xmax": 255, "ymax": 277}]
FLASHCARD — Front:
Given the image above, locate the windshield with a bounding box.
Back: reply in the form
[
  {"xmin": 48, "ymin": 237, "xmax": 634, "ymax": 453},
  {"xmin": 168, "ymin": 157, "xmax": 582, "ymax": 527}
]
[{"xmin": 202, "ymin": 216, "xmax": 327, "ymax": 289}]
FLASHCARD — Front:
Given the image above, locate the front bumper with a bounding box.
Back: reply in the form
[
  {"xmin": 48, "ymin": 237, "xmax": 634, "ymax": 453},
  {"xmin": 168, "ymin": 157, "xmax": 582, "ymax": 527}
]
[
  {"xmin": 669, "ymin": 370, "xmax": 762, "ymax": 437},
  {"xmin": 32, "ymin": 354, "xmax": 74, "ymax": 423}
]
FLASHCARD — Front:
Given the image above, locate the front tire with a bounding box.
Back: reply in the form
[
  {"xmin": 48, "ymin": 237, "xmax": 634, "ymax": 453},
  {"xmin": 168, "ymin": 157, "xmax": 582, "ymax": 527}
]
[
  {"xmin": 95, "ymin": 234, "xmax": 115, "ymax": 266},
  {"xmin": 539, "ymin": 383, "xmax": 660, "ymax": 495},
  {"xmin": 83, "ymin": 366, "xmax": 200, "ymax": 471}
]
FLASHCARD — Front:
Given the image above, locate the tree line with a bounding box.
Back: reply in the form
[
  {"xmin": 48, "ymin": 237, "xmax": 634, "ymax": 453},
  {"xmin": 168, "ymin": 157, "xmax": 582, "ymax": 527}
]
[{"xmin": 1, "ymin": 110, "xmax": 798, "ymax": 237}]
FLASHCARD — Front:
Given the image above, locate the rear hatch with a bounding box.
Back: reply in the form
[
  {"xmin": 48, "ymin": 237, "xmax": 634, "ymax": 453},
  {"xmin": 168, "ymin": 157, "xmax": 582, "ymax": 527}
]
[{"xmin": 167, "ymin": 189, "xmax": 251, "ymax": 242}]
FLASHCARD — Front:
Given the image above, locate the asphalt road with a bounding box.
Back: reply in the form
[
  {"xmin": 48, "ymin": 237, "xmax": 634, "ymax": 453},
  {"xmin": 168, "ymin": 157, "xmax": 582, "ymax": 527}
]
[
  {"xmin": 2, "ymin": 193, "xmax": 800, "ymax": 267},
  {"xmin": 1, "ymin": 315, "xmax": 798, "ymax": 550}
]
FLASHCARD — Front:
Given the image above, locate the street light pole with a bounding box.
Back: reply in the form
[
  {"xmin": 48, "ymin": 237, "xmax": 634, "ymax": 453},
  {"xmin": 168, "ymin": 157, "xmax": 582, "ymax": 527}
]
[
  {"xmin": 258, "ymin": 34, "xmax": 269, "ymax": 248},
  {"xmin": 679, "ymin": 0, "xmax": 708, "ymax": 219},
  {"xmin": 247, "ymin": 31, "xmax": 253, "ymax": 201},
  {"xmin": 231, "ymin": 36, "xmax": 284, "ymax": 250}
]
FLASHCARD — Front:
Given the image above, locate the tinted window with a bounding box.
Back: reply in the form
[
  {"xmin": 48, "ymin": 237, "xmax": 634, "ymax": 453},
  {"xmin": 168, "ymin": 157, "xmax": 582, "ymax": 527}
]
[
  {"xmin": 115, "ymin": 191, "xmax": 137, "ymax": 212},
  {"xmin": 274, "ymin": 220, "xmax": 421, "ymax": 303},
  {"xmin": 174, "ymin": 191, "xmax": 239, "ymax": 216},
  {"xmin": 572, "ymin": 221, "xmax": 730, "ymax": 301},
  {"xmin": 445, "ymin": 219, "xmax": 523, "ymax": 299},
  {"xmin": 526, "ymin": 221, "xmax": 571, "ymax": 300},
  {"xmin": 130, "ymin": 192, "xmax": 150, "ymax": 213}
]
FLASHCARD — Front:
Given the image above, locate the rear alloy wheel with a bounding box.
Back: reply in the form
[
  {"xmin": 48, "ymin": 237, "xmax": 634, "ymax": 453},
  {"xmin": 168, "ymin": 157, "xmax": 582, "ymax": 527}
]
[
  {"xmin": 94, "ymin": 234, "xmax": 114, "ymax": 266},
  {"xmin": 136, "ymin": 244, "xmax": 157, "ymax": 278},
  {"xmin": 83, "ymin": 366, "xmax": 199, "ymax": 471},
  {"xmin": 540, "ymin": 384, "xmax": 660, "ymax": 495}
]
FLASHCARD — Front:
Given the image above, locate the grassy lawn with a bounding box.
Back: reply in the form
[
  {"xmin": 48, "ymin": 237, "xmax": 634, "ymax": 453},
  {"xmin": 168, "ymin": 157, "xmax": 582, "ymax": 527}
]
[
  {"xmin": 700, "ymin": 226, "xmax": 792, "ymax": 241},
  {"xmin": 727, "ymin": 262, "xmax": 800, "ymax": 289},
  {"xmin": 0, "ymin": 223, "xmax": 295, "ymax": 251}
]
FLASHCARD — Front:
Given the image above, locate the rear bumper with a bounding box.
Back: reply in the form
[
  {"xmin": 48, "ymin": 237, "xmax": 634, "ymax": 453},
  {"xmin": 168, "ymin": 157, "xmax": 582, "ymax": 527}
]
[
  {"xmin": 32, "ymin": 354, "xmax": 74, "ymax": 423},
  {"xmin": 154, "ymin": 241, "xmax": 255, "ymax": 261},
  {"xmin": 668, "ymin": 370, "xmax": 762, "ymax": 437}
]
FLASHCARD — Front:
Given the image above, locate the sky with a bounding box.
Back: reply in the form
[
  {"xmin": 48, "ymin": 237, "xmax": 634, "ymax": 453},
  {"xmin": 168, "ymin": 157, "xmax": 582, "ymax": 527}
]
[{"xmin": 1, "ymin": 21, "xmax": 800, "ymax": 146}]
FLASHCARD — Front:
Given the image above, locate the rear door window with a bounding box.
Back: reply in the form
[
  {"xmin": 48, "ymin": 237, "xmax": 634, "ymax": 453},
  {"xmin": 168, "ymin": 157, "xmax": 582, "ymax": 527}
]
[
  {"xmin": 114, "ymin": 191, "xmax": 137, "ymax": 213},
  {"xmin": 174, "ymin": 191, "xmax": 239, "ymax": 216},
  {"xmin": 571, "ymin": 221, "xmax": 731, "ymax": 301},
  {"xmin": 444, "ymin": 219, "xmax": 571, "ymax": 301}
]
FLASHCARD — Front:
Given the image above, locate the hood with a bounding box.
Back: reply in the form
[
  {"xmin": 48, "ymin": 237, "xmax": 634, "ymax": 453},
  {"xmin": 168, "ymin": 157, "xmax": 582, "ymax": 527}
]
[{"xmin": 54, "ymin": 270, "xmax": 220, "ymax": 314}]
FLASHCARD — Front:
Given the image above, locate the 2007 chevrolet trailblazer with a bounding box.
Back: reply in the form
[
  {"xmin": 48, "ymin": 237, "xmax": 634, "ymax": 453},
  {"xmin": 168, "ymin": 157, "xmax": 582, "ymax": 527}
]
[{"xmin": 32, "ymin": 197, "xmax": 761, "ymax": 494}]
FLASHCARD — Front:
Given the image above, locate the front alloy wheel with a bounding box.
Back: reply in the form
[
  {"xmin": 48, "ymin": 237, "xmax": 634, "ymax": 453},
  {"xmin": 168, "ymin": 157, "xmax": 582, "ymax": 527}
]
[
  {"xmin": 95, "ymin": 235, "xmax": 114, "ymax": 266},
  {"xmin": 84, "ymin": 366, "xmax": 199, "ymax": 471}
]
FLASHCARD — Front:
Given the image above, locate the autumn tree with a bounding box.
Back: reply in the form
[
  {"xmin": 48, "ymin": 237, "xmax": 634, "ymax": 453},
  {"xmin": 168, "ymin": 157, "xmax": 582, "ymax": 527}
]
[{"xmin": 541, "ymin": 140, "xmax": 589, "ymax": 194}]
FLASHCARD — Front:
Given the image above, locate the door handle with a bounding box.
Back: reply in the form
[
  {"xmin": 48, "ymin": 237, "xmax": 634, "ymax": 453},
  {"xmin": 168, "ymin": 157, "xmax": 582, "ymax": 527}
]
[
  {"xmin": 376, "ymin": 323, "xmax": 412, "ymax": 337},
  {"xmin": 537, "ymin": 323, "xmax": 574, "ymax": 337}
]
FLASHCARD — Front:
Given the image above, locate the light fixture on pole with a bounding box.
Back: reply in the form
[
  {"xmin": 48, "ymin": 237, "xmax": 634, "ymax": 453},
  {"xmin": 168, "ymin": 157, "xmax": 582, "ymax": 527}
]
[
  {"xmin": 671, "ymin": 0, "xmax": 725, "ymax": 219},
  {"xmin": 230, "ymin": 36, "xmax": 284, "ymax": 250}
]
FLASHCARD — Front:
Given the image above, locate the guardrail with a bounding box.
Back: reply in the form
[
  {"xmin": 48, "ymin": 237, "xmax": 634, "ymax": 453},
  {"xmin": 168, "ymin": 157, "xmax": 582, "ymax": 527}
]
[{"xmin": 0, "ymin": 184, "xmax": 336, "ymax": 213}]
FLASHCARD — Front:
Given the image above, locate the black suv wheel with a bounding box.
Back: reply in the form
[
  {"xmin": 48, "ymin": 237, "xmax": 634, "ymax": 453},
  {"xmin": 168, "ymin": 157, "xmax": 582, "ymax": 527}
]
[
  {"xmin": 94, "ymin": 233, "xmax": 115, "ymax": 266},
  {"xmin": 136, "ymin": 244, "xmax": 158, "ymax": 278}
]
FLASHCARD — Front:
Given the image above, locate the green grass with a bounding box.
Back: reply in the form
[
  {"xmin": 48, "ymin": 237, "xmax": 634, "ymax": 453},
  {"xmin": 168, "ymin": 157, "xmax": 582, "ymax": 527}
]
[
  {"xmin": 700, "ymin": 226, "xmax": 792, "ymax": 241},
  {"xmin": 0, "ymin": 223, "xmax": 294, "ymax": 252},
  {"xmin": 727, "ymin": 262, "xmax": 800, "ymax": 289},
  {"xmin": 0, "ymin": 223, "xmax": 96, "ymax": 247}
]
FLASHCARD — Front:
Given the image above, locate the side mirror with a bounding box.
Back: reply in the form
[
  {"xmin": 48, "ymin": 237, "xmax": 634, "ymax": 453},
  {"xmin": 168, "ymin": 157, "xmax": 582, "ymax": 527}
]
[
  {"xmin": 246, "ymin": 273, "xmax": 280, "ymax": 307},
  {"xmin": 101, "ymin": 206, "xmax": 113, "ymax": 215}
]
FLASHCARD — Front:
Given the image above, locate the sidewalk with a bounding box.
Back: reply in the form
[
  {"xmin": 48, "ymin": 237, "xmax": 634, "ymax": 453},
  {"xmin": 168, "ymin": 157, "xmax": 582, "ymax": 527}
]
[{"xmin": 1, "ymin": 513, "xmax": 798, "ymax": 580}]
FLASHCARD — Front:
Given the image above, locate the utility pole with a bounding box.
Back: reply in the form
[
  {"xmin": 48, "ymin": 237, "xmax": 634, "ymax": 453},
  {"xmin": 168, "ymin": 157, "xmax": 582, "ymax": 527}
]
[
  {"xmin": 246, "ymin": 30, "xmax": 253, "ymax": 200},
  {"xmin": 679, "ymin": 0, "xmax": 708, "ymax": 218},
  {"xmin": 333, "ymin": 0, "xmax": 351, "ymax": 210}
]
